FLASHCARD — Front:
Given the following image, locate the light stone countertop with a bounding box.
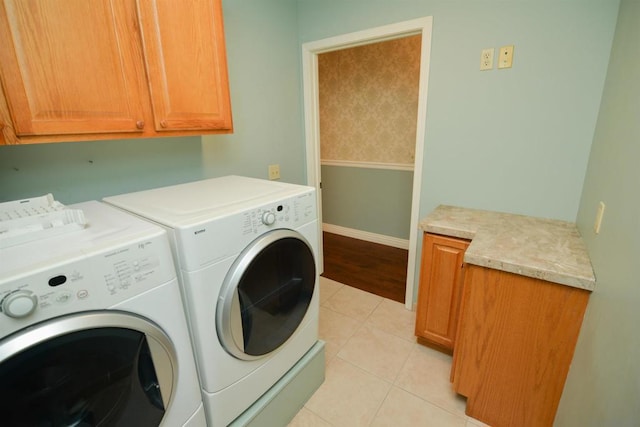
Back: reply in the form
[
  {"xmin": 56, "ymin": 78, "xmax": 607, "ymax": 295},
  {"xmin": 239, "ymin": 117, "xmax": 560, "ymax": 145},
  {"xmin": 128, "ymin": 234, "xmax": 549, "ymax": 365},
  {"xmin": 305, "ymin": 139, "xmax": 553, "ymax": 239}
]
[{"xmin": 419, "ymin": 205, "xmax": 596, "ymax": 291}]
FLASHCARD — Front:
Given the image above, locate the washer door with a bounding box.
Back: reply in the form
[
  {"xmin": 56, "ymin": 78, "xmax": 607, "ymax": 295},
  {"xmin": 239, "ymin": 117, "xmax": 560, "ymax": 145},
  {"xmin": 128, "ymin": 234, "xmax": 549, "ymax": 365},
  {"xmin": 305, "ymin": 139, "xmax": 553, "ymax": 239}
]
[
  {"xmin": 0, "ymin": 312, "xmax": 176, "ymax": 427},
  {"xmin": 217, "ymin": 229, "xmax": 316, "ymax": 360}
]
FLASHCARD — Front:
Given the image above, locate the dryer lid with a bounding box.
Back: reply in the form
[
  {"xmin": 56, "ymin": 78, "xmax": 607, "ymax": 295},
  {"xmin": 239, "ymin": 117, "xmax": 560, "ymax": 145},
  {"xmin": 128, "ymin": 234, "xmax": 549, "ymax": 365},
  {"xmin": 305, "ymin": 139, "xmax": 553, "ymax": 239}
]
[{"xmin": 103, "ymin": 175, "xmax": 314, "ymax": 229}]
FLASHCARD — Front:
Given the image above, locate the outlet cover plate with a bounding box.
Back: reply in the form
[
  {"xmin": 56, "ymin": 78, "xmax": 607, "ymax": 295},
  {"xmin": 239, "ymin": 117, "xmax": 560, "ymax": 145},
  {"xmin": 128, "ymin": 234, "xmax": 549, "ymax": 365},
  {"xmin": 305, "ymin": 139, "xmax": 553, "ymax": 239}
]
[
  {"xmin": 268, "ymin": 164, "xmax": 280, "ymax": 180},
  {"xmin": 480, "ymin": 48, "xmax": 494, "ymax": 71}
]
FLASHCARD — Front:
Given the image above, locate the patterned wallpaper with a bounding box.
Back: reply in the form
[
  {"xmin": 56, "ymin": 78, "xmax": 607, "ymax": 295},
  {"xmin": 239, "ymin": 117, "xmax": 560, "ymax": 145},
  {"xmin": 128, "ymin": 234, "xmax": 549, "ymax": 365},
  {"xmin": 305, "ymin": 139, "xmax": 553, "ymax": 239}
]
[{"xmin": 318, "ymin": 35, "xmax": 421, "ymax": 165}]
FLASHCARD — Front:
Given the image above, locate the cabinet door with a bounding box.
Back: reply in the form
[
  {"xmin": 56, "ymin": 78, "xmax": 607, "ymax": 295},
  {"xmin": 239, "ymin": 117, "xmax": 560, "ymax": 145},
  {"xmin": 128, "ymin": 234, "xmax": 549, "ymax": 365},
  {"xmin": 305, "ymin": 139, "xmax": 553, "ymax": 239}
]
[
  {"xmin": 415, "ymin": 233, "xmax": 469, "ymax": 351},
  {"xmin": 137, "ymin": 0, "xmax": 233, "ymax": 132},
  {"xmin": 0, "ymin": 0, "xmax": 147, "ymax": 137},
  {"xmin": 452, "ymin": 265, "xmax": 590, "ymax": 427}
]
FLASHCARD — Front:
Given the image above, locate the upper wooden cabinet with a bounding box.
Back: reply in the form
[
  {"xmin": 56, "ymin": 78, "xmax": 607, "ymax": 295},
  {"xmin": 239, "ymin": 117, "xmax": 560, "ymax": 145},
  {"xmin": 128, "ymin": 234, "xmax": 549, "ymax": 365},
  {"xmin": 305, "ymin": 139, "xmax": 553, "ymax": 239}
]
[
  {"xmin": 415, "ymin": 233, "xmax": 470, "ymax": 352},
  {"xmin": 0, "ymin": 0, "xmax": 232, "ymax": 145},
  {"xmin": 0, "ymin": 1, "xmax": 147, "ymax": 138},
  {"xmin": 137, "ymin": 0, "xmax": 232, "ymax": 132}
]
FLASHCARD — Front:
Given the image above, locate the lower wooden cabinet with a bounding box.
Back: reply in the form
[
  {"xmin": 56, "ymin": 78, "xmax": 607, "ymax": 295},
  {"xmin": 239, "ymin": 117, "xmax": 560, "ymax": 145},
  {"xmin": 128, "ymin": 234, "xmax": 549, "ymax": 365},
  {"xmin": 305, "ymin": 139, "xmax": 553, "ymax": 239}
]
[
  {"xmin": 415, "ymin": 233, "xmax": 470, "ymax": 352},
  {"xmin": 451, "ymin": 264, "xmax": 590, "ymax": 427}
]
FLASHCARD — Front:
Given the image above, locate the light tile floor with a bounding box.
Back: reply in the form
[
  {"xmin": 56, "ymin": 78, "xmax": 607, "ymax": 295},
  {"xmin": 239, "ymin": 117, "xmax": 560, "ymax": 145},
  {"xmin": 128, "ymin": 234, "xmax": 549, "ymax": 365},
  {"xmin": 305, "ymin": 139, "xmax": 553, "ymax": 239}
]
[{"xmin": 288, "ymin": 277, "xmax": 489, "ymax": 427}]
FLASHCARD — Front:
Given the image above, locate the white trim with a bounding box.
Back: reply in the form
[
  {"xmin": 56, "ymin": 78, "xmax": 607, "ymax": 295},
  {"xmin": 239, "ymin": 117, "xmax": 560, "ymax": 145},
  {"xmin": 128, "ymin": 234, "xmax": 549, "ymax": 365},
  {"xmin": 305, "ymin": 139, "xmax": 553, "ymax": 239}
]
[
  {"xmin": 323, "ymin": 223, "xmax": 409, "ymax": 250},
  {"xmin": 303, "ymin": 35, "xmax": 324, "ymax": 274},
  {"xmin": 302, "ymin": 18, "xmax": 427, "ymax": 53},
  {"xmin": 321, "ymin": 159, "xmax": 414, "ymax": 171},
  {"xmin": 303, "ymin": 16, "xmax": 433, "ymax": 310},
  {"xmin": 408, "ymin": 21, "xmax": 432, "ymax": 309}
]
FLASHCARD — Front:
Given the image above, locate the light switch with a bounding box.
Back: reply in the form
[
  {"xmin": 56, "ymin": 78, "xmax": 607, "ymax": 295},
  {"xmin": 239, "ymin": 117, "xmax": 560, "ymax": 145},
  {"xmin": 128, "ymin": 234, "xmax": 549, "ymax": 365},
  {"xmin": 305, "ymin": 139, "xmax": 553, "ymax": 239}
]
[
  {"xmin": 594, "ymin": 201, "xmax": 605, "ymax": 234},
  {"xmin": 498, "ymin": 45, "xmax": 514, "ymax": 69}
]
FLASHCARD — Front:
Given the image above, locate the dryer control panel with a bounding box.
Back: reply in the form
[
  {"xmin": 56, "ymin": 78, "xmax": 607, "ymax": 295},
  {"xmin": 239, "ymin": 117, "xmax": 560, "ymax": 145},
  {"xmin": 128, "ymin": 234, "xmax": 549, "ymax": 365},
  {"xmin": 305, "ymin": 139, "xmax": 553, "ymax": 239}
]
[
  {"xmin": 249, "ymin": 194, "xmax": 315, "ymax": 235},
  {"xmin": 0, "ymin": 233, "xmax": 176, "ymax": 337},
  {"xmin": 177, "ymin": 189, "xmax": 318, "ymax": 271}
]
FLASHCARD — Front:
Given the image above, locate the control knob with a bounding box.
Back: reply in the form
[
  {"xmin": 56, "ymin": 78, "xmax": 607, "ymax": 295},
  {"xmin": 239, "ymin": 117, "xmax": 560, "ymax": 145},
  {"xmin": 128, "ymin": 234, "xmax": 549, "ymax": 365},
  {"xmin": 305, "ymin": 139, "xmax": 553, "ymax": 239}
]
[
  {"xmin": 262, "ymin": 211, "xmax": 276, "ymax": 226},
  {"xmin": 1, "ymin": 290, "xmax": 38, "ymax": 318}
]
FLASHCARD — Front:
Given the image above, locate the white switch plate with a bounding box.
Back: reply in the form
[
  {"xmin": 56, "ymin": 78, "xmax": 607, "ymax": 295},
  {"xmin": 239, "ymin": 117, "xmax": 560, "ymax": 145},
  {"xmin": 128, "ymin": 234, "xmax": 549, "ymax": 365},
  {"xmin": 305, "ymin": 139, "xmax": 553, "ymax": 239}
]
[
  {"xmin": 498, "ymin": 45, "xmax": 514, "ymax": 69},
  {"xmin": 594, "ymin": 201, "xmax": 605, "ymax": 234},
  {"xmin": 480, "ymin": 48, "xmax": 494, "ymax": 71},
  {"xmin": 268, "ymin": 164, "xmax": 280, "ymax": 180}
]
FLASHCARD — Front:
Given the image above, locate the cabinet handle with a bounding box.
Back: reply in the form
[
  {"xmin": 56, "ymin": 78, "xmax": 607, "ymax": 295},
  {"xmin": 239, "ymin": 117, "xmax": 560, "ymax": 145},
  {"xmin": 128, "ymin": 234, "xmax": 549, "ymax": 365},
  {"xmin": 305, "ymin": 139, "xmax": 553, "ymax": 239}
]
[
  {"xmin": 136, "ymin": 120, "xmax": 145, "ymax": 129},
  {"xmin": 160, "ymin": 120, "xmax": 167, "ymax": 128}
]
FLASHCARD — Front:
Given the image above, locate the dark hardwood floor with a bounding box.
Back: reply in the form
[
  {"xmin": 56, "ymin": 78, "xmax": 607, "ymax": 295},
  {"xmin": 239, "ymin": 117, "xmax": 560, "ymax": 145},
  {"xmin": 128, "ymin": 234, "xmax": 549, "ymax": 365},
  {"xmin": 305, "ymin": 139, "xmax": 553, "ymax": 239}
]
[{"xmin": 321, "ymin": 232, "xmax": 408, "ymax": 303}]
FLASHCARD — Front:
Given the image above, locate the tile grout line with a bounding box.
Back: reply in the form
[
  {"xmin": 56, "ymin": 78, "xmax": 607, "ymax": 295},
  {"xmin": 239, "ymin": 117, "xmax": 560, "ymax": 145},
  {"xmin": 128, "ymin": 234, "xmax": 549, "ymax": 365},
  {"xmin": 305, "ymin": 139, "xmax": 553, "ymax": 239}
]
[{"xmin": 315, "ymin": 279, "xmax": 484, "ymax": 427}]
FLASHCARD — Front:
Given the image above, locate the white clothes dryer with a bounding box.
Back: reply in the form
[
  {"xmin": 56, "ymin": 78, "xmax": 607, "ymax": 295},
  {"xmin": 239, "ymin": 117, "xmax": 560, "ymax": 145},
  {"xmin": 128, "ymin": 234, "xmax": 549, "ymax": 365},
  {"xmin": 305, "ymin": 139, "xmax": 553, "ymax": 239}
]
[
  {"xmin": 0, "ymin": 201, "xmax": 205, "ymax": 427},
  {"xmin": 104, "ymin": 176, "xmax": 320, "ymax": 427}
]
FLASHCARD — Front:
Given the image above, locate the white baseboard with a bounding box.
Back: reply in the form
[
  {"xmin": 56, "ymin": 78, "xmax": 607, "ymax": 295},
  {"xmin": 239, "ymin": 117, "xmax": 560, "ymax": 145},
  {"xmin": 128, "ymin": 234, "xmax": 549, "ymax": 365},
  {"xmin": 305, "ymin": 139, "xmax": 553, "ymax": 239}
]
[{"xmin": 322, "ymin": 223, "xmax": 409, "ymax": 250}]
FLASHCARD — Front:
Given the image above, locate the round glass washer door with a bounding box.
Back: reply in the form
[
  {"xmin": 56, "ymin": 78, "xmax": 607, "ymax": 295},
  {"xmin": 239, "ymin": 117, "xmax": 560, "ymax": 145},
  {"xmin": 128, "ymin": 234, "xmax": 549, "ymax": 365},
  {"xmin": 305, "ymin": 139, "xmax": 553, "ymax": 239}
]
[
  {"xmin": 0, "ymin": 312, "xmax": 176, "ymax": 427},
  {"xmin": 217, "ymin": 229, "xmax": 316, "ymax": 360}
]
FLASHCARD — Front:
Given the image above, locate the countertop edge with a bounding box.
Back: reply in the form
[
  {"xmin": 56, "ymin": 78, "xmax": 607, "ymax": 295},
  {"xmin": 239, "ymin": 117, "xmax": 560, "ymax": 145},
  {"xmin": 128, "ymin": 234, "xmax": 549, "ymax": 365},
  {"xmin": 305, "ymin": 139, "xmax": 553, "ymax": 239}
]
[
  {"xmin": 422, "ymin": 225, "xmax": 476, "ymax": 240},
  {"xmin": 463, "ymin": 253, "xmax": 596, "ymax": 291}
]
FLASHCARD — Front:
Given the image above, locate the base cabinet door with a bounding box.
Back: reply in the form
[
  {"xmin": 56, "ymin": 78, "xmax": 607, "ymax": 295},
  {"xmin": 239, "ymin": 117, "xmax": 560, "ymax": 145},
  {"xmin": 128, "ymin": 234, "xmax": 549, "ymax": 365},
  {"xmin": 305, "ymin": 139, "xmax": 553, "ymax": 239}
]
[
  {"xmin": 415, "ymin": 233, "xmax": 470, "ymax": 352},
  {"xmin": 452, "ymin": 265, "xmax": 590, "ymax": 427}
]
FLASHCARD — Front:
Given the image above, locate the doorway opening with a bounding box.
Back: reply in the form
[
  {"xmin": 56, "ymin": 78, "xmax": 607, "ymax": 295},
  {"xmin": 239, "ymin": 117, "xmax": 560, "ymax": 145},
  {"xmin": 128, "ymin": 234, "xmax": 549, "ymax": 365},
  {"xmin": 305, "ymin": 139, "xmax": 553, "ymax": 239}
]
[
  {"xmin": 302, "ymin": 17, "xmax": 433, "ymax": 309},
  {"xmin": 317, "ymin": 35, "xmax": 420, "ymax": 303}
]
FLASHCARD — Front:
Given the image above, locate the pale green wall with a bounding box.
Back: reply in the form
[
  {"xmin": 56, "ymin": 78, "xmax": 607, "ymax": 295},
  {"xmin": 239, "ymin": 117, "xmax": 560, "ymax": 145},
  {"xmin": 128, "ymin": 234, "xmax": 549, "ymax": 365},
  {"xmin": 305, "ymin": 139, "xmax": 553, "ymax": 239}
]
[
  {"xmin": 297, "ymin": 0, "xmax": 618, "ymax": 222},
  {"xmin": 200, "ymin": 0, "xmax": 305, "ymax": 183},
  {"xmin": 0, "ymin": 0, "xmax": 304, "ymax": 204},
  {"xmin": 0, "ymin": 137, "xmax": 205, "ymax": 204},
  {"xmin": 555, "ymin": 0, "xmax": 640, "ymax": 425},
  {"xmin": 321, "ymin": 166, "xmax": 413, "ymax": 239}
]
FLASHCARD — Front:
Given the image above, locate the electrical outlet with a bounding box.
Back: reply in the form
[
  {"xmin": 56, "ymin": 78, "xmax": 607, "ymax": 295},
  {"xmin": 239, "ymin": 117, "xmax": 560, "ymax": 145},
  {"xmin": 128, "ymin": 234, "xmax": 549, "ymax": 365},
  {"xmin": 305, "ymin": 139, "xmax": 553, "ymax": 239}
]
[
  {"xmin": 268, "ymin": 164, "xmax": 280, "ymax": 180},
  {"xmin": 480, "ymin": 48, "xmax": 494, "ymax": 71},
  {"xmin": 594, "ymin": 201, "xmax": 605, "ymax": 234},
  {"xmin": 498, "ymin": 45, "xmax": 514, "ymax": 69}
]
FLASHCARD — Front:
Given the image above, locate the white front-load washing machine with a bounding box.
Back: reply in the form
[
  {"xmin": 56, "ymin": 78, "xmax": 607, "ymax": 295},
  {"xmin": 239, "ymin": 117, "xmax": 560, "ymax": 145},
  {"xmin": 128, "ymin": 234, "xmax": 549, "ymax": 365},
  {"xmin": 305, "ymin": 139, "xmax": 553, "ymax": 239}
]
[
  {"xmin": 104, "ymin": 176, "xmax": 320, "ymax": 427},
  {"xmin": 0, "ymin": 201, "xmax": 205, "ymax": 427}
]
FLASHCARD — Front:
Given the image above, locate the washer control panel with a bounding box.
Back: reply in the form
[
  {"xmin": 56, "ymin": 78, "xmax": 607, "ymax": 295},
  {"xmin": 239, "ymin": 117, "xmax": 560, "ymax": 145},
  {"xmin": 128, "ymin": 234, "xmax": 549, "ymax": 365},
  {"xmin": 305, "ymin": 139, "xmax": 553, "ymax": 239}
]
[{"xmin": 0, "ymin": 233, "xmax": 175, "ymax": 335}]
